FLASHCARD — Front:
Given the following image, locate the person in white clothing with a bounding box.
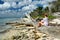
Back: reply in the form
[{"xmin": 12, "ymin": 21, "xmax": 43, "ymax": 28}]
[{"xmin": 38, "ymin": 14, "xmax": 48, "ymax": 27}]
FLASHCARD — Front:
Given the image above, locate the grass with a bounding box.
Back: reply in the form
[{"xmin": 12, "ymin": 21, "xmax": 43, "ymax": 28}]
[{"xmin": 48, "ymin": 15, "xmax": 56, "ymax": 20}]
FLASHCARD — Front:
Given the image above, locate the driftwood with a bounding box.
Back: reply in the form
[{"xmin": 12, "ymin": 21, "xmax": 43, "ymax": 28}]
[
  {"xmin": 6, "ymin": 22, "xmax": 24, "ymax": 25},
  {"xmin": 6, "ymin": 22, "xmax": 33, "ymax": 27}
]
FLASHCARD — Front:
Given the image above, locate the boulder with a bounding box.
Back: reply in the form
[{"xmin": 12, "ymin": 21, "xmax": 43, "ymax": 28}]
[
  {"xmin": 49, "ymin": 19, "xmax": 60, "ymax": 26},
  {"xmin": 53, "ymin": 12, "xmax": 60, "ymax": 16},
  {"xmin": 38, "ymin": 26, "xmax": 60, "ymax": 39}
]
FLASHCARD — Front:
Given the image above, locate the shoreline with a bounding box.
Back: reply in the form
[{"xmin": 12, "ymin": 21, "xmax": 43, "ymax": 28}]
[{"xmin": 0, "ymin": 18, "xmax": 60, "ymax": 40}]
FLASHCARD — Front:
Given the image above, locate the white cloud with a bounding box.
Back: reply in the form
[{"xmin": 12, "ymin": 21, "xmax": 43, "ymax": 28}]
[
  {"xmin": 39, "ymin": 1, "xmax": 48, "ymax": 5},
  {"xmin": 45, "ymin": 0, "xmax": 57, "ymax": 2},
  {"xmin": 43, "ymin": 4, "xmax": 49, "ymax": 9},
  {"xmin": 22, "ymin": 6, "xmax": 30, "ymax": 10},
  {"xmin": 31, "ymin": 1, "xmax": 39, "ymax": 5},
  {"xmin": 22, "ymin": 4, "xmax": 37, "ymax": 11},
  {"xmin": 0, "ymin": 0, "xmax": 56, "ymax": 10},
  {"xmin": 3, "ymin": 2, "xmax": 10, "ymax": 8},
  {"xmin": 11, "ymin": 2, "xmax": 17, "ymax": 8},
  {"xmin": 0, "ymin": 0, "xmax": 57, "ymax": 17},
  {"xmin": 0, "ymin": 2, "xmax": 10, "ymax": 10},
  {"xmin": 28, "ymin": 0, "xmax": 32, "ymax": 3},
  {"xmin": 0, "ymin": 4, "xmax": 3, "ymax": 8},
  {"xmin": 28, "ymin": 5, "xmax": 37, "ymax": 10},
  {"xmin": 18, "ymin": 2, "xmax": 26, "ymax": 8},
  {"xmin": 2, "ymin": 0, "xmax": 23, "ymax": 2}
]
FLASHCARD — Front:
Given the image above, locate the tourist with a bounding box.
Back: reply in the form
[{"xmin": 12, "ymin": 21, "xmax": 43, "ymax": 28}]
[{"xmin": 38, "ymin": 13, "xmax": 48, "ymax": 27}]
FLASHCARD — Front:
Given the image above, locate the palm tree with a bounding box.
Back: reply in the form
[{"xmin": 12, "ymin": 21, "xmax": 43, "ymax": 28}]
[{"xmin": 30, "ymin": 7, "xmax": 43, "ymax": 19}]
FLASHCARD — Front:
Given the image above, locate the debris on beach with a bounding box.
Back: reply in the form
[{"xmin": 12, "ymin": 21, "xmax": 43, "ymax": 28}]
[{"xmin": 1, "ymin": 18, "xmax": 60, "ymax": 40}]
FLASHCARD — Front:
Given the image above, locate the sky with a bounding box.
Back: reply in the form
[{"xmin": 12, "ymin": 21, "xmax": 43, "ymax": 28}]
[{"xmin": 0, "ymin": 0, "xmax": 57, "ymax": 18}]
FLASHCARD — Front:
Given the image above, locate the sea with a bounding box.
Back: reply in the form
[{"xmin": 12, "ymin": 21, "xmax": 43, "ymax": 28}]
[
  {"xmin": 0, "ymin": 17, "xmax": 22, "ymax": 39},
  {"xmin": 0, "ymin": 17, "xmax": 21, "ymax": 32}
]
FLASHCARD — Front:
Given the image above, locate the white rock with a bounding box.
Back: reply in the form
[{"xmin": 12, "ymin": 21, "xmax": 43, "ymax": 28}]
[
  {"xmin": 22, "ymin": 18, "xmax": 32, "ymax": 22},
  {"xmin": 54, "ymin": 38, "xmax": 60, "ymax": 40},
  {"xmin": 52, "ymin": 19, "xmax": 60, "ymax": 22},
  {"xmin": 50, "ymin": 19, "xmax": 60, "ymax": 24},
  {"xmin": 53, "ymin": 12, "xmax": 60, "ymax": 16},
  {"xmin": 49, "ymin": 21, "xmax": 56, "ymax": 24}
]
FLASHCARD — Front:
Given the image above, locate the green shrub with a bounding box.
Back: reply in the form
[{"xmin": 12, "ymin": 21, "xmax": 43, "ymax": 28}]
[
  {"xmin": 30, "ymin": 7, "xmax": 56, "ymax": 20},
  {"xmin": 48, "ymin": 15, "xmax": 56, "ymax": 20}
]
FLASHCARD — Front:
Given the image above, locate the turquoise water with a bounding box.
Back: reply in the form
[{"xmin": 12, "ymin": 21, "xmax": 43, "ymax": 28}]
[
  {"xmin": 0, "ymin": 17, "xmax": 21, "ymax": 25},
  {"xmin": 0, "ymin": 17, "xmax": 21, "ymax": 39},
  {"xmin": 0, "ymin": 17, "xmax": 20, "ymax": 32}
]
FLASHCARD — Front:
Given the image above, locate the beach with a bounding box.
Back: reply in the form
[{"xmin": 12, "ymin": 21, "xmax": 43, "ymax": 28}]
[
  {"xmin": 0, "ymin": 18, "xmax": 49, "ymax": 40},
  {"xmin": 0, "ymin": 17, "xmax": 60, "ymax": 40}
]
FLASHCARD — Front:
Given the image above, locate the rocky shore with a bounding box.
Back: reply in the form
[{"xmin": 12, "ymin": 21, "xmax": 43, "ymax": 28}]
[
  {"xmin": 1, "ymin": 26, "xmax": 53, "ymax": 40},
  {"xmin": 0, "ymin": 18, "xmax": 60, "ymax": 40}
]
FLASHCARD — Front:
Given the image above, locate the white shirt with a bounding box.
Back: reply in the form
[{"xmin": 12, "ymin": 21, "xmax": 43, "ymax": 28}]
[{"xmin": 42, "ymin": 17, "xmax": 48, "ymax": 26}]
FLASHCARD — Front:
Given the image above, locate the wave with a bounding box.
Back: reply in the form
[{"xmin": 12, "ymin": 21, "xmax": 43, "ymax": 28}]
[{"xmin": 0, "ymin": 25, "xmax": 12, "ymax": 33}]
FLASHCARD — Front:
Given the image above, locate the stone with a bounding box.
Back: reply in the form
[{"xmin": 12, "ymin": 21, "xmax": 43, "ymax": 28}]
[
  {"xmin": 39, "ymin": 26, "xmax": 60, "ymax": 39},
  {"xmin": 53, "ymin": 12, "xmax": 60, "ymax": 16},
  {"xmin": 49, "ymin": 18, "xmax": 60, "ymax": 26}
]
